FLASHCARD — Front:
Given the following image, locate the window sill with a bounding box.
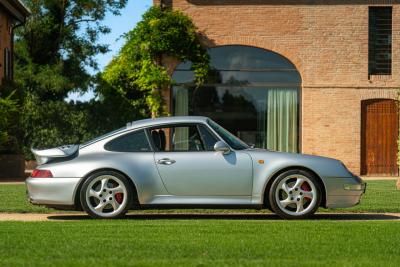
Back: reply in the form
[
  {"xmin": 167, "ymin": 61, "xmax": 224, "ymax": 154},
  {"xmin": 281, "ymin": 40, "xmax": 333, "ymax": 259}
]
[{"xmin": 368, "ymin": 74, "xmax": 392, "ymax": 82}]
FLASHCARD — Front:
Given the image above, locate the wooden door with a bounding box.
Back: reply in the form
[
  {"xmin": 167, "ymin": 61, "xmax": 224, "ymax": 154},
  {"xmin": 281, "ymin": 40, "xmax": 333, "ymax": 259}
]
[{"xmin": 361, "ymin": 99, "xmax": 399, "ymax": 176}]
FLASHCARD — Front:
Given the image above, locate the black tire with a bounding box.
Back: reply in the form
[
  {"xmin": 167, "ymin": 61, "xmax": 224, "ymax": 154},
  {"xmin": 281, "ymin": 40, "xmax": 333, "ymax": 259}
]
[
  {"xmin": 268, "ymin": 169, "xmax": 322, "ymax": 219},
  {"xmin": 80, "ymin": 171, "xmax": 134, "ymax": 219}
]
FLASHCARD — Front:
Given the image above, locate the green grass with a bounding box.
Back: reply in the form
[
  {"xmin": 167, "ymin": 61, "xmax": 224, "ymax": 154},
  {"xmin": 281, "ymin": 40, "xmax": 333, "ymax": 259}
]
[
  {"xmin": 0, "ymin": 180, "xmax": 399, "ymax": 213},
  {"xmin": 0, "ymin": 183, "xmax": 60, "ymax": 213},
  {"xmin": 1, "ymin": 181, "xmax": 400, "ymax": 266},
  {"xmin": 0, "ymin": 220, "xmax": 400, "ymax": 266}
]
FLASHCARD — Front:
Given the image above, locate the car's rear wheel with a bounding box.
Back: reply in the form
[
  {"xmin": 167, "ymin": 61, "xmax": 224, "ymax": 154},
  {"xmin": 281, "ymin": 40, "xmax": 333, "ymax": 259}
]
[
  {"xmin": 80, "ymin": 171, "xmax": 133, "ymax": 219},
  {"xmin": 269, "ymin": 170, "xmax": 322, "ymax": 219}
]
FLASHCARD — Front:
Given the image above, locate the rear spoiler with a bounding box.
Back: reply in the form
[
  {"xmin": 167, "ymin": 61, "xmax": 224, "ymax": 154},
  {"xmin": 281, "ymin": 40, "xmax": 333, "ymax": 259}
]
[{"xmin": 31, "ymin": 145, "xmax": 79, "ymax": 165}]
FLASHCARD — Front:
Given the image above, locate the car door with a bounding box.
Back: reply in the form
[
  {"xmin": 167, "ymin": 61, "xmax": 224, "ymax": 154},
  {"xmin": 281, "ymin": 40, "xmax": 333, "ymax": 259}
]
[{"xmin": 151, "ymin": 123, "xmax": 253, "ymax": 196}]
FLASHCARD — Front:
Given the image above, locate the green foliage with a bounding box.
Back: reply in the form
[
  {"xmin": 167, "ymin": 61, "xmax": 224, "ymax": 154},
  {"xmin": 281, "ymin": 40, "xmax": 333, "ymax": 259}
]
[
  {"xmin": 103, "ymin": 6, "xmax": 210, "ymax": 117},
  {"xmin": 10, "ymin": 3, "xmax": 208, "ymax": 156},
  {"xmin": 10, "ymin": 0, "xmax": 143, "ymax": 157},
  {"xmin": 20, "ymin": 90, "xmax": 146, "ymax": 160},
  {"xmin": 0, "ymin": 91, "xmax": 18, "ymax": 153},
  {"xmin": 15, "ymin": 0, "xmax": 128, "ymax": 100}
]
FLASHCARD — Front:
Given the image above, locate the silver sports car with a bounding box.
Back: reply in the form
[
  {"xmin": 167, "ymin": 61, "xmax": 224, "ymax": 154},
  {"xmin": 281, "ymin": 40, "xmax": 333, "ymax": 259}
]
[{"xmin": 26, "ymin": 116, "xmax": 366, "ymax": 219}]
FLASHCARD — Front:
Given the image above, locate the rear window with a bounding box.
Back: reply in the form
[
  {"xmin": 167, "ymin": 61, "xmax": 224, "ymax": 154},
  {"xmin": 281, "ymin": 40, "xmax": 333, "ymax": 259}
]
[{"xmin": 104, "ymin": 130, "xmax": 151, "ymax": 152}]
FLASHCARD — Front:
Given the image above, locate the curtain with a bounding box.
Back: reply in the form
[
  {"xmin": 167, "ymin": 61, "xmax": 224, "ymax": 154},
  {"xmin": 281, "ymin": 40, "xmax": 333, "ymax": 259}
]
[
  {"xmin": 266, "ymin": 88, "xmax": 298, "ymax": 153},
  {"xmin": 174, "ymin": 87, "xmax": 189, "ymax": 150}
]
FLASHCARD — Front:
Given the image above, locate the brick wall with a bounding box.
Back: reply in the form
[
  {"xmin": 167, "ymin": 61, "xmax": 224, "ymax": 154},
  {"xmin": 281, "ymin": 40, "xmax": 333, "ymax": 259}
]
[{"xmin": 166, "ymin": 0, "xmax": 400, "ymax": 175}]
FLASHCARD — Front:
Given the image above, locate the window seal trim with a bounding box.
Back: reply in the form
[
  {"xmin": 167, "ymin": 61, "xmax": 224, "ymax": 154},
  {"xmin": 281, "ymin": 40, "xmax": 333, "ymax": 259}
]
[{"xmin": 148, "ymin": 122, "xmax": 224, "ymax": 153}]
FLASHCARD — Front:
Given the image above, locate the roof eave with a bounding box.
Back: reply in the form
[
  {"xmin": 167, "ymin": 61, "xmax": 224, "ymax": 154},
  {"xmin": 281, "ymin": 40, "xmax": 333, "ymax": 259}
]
[{"xmin": 0, "ymin": 0, "xmax": 31, "ymax": 24}]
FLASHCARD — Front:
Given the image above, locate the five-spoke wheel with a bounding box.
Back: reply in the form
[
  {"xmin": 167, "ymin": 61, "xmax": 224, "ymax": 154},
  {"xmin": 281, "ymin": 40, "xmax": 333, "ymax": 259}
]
[
  {"xmin": 269, "ymin": 170, "xmax": 321, "ymax": 219},
  {"xmin": 80, "ymin": 171, "xmax": 133, "ymax": 219}
]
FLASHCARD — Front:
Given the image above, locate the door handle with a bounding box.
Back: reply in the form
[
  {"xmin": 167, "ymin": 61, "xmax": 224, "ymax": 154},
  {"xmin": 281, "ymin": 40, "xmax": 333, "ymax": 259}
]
[{"xmin": 157, "ymin": 158, "xmax": 176, "ymax": 165}]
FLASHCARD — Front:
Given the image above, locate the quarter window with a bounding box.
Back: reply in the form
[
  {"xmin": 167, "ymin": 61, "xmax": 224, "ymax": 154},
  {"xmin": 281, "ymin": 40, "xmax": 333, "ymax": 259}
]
[{"xmin": 104, "ymin": 130, "xmax": 151, "ymax": 152}]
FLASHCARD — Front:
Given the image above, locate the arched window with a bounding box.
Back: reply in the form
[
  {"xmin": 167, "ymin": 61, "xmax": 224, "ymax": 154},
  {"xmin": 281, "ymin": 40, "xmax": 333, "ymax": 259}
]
[{"xmin": 172, "ymin": 45, "xmax": 301, "ymax": 153}]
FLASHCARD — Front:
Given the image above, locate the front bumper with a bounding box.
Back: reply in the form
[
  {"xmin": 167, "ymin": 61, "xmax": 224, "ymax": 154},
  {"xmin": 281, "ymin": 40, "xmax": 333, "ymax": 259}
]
[
  {"xmin": 25, "ymin": 177, "xmax": 81, "ymax": 205},
  {"xmin": 325, "ymin": 175, "xmax": 366, "ymax": 209}
]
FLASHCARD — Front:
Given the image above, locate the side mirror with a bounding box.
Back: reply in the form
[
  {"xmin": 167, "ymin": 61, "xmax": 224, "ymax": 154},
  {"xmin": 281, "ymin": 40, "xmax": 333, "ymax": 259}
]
[{"xmin": 214, "ymin": 141, "xmax": 231, "ymax": 155}]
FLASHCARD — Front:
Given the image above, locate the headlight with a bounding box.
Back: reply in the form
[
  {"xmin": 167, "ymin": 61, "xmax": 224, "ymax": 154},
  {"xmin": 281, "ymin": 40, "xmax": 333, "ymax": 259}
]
[{"xmin": 344, "ymin": 182, "xmax": 366, "ymax": 192}]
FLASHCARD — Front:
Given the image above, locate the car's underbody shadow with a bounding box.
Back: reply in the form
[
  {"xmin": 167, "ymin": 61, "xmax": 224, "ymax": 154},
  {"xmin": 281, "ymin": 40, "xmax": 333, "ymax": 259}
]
[{"xmin": 47, "ymin": 212, "xmax": 400, "ymax": 221}]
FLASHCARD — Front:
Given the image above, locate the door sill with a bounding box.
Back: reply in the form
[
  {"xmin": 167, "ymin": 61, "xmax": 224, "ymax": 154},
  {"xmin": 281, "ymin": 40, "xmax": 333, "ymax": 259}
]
[{"xmin": 140, "ymin": 204, "xmax": 263, "ymax": 210}]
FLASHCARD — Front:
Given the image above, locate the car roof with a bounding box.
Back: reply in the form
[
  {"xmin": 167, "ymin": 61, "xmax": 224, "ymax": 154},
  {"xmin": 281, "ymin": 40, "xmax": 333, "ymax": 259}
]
[
  {"xmin": 80, "ymin": 116, "xmax": 210, "ymax": 148},
  {"xmin": 127, "ymin": 116, "xmax": 209, "ymax": 129}
]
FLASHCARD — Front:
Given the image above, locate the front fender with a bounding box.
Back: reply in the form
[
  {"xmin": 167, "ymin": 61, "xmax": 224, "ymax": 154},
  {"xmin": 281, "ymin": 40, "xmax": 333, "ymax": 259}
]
[{"xmin": 244, "ymin": 150, "xmax": 351, "ymax": 204}]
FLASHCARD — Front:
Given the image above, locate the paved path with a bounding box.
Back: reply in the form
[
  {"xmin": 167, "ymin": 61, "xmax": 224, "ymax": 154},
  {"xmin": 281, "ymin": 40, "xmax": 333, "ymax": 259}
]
[
  {"xmin": 361, "ymin": 176, "xmax": 398, "ymax": 181},
  {"xmin": 1, "ymin": 212, "xmax": 400, "ymax": 221},
  {"xmin": 0, "ymin": 182, "xmax": 25, "ymax": 185}
]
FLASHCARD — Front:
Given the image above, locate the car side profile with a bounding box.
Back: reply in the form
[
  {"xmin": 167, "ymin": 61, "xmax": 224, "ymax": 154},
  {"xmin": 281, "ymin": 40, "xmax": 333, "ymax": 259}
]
[{"xmin": 26, "ymin": 116, "xmax": 366, "ymax": 219}]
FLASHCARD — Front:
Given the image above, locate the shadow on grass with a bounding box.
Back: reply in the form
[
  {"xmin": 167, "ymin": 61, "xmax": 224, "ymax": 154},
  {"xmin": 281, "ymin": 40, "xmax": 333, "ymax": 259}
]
[{"xmin": 47, "ymin": 213, "xmax": 400, "ymax": 221}]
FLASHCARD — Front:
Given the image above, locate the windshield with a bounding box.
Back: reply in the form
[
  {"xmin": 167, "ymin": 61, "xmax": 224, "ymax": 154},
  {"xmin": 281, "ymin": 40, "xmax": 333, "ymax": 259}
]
[
  {"xmin": 80, "ymin": 127, "xmax": 126, "ymax": 147},
  {"xmin": 207, "ymin": 119, "xmax": 249, "ymax": 150}
]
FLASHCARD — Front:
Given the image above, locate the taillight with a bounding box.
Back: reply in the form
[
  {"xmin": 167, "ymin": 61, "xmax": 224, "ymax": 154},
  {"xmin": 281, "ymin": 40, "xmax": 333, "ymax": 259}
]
[{"xmin": 31, "ymin": 169, "xmax": 53, "ymax": 178}]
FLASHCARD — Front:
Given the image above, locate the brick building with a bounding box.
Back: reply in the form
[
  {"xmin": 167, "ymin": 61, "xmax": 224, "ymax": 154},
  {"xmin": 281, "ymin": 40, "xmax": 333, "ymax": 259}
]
[
  {"xmin": 160, "ymin": 0, "xmax": 400, "ymax": 177},
  {"xmin": 0, "ymin": 0, "xmax": 30, "ymax": 83}
]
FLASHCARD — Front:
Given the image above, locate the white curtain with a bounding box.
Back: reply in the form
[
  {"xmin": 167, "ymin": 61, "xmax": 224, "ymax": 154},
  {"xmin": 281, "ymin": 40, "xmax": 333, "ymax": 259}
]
[{"xmin": 266, "ymin": 88, "xmax": 298, "ymax": 153}]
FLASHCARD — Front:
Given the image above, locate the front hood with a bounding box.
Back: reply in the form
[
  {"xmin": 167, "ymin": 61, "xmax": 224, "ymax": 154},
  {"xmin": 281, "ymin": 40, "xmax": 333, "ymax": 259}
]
[
  {"xmin": 244, "ymin": 148, "xmax": 352, "ymax": 178},
  {"xmin": 245, "ymin": 148, "xmax": 337, "ymax": 161},
  {"xmin": 31, "ymin": 144, "xmax": 79, "ymax": 165}
]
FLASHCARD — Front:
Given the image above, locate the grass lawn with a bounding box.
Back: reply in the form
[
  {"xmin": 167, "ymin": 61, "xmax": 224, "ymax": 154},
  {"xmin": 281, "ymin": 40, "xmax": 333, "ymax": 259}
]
[
  {"xmin": 0, "ymin": 180, "xmax": 399, "ymax": 213},
  {"xmin": 0, "ymin": 220, "xmax": 400, "ymax": 266},
  {"xmin": 1, "ymin": 181, "xmax": 400, "ymax": 266}
]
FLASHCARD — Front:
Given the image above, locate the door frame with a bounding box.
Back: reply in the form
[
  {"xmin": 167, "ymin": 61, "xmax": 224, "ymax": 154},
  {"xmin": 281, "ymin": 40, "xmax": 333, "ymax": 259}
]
[{"xmin": 361, "ymin": 98, "xmax": 399, "ymax": 176}]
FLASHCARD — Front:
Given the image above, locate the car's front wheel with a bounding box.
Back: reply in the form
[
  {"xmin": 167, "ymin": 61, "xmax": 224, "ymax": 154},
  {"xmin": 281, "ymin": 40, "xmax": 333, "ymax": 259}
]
[
  {"xmin": 269, "ymin": 170, "xmax": 322, "ymax": 219},
  {"xmin": 80, "ymin": 171, "xmax": 133, "ymax": 219}
]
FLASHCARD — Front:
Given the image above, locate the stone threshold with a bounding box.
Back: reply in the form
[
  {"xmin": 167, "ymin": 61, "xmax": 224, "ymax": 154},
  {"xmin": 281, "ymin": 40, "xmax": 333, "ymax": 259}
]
[{"xmin": 361, "ymin": 176, "xmax": 398, "ymax": 181}]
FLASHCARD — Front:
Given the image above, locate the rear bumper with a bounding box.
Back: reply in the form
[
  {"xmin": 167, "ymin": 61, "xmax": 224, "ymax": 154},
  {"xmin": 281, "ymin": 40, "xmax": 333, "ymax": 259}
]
[
  {"xmin": 325, "ymin": 176, "xmax": 366, "ymax": 209},
  {"xmin": 25, "ymin": 177, "xmax": 81, "ymax": 205}
]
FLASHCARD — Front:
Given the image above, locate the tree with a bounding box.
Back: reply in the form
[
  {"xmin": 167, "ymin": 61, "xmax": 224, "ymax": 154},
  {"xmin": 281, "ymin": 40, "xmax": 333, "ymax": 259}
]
[
  {"xmin": 15, "ymin": 0, "xmax": 128, "ymax": 100},
  {"xmin": 12, "ymin": 0, "xmax": 131, "ymax": 158},
  {"xmin": 103, "ymin": 6, "xmax": 210, "ymax": 117},
  {"xmin": 0, "ymin": 90, "xmax": 18, "ymax": 153}
]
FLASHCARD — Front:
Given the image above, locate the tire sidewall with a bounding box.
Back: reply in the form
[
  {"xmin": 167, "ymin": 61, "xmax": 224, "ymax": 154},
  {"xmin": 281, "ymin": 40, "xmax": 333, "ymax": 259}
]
[
  {"xmin": 80, "ymin": 171, "xmax": 133, "ymax": 219},
  {"xmin": 268, "ymin": 170, "xmax": 322, "ymax": 219}
]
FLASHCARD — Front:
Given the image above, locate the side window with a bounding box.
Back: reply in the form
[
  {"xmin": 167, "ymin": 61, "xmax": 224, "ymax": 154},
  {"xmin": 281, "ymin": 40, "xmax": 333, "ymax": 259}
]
[
  {"xmin": 104, "ymin": 130, "xmax": 151, "ymax": 152},
  {"xmin": 198, "ymin": 124, "xmax": 218, "ymax": 151},
  {"xmin": 151, "ymin": 124, "xmax": 214, "ymax": 152}
]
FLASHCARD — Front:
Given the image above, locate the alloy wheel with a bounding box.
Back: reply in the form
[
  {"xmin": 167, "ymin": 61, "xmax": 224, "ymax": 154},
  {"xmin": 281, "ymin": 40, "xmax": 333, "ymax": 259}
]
[
  {"xmin": 85, "ymin": 175, "xmax": 128, "ymax": 218},
  {"xmin": 274, "ymin": 174, "xmax": 318, "ymax": 216}
]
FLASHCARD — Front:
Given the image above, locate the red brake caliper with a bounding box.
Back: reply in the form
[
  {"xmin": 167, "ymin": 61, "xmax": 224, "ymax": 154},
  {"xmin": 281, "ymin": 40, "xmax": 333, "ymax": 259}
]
[
  {"xmin": 301, "ymin": 182, "xmax": 311, "ymax": 200},
  {"xmin": 115, "ymin": 193, "xmax": 123, "ymax": 204}
]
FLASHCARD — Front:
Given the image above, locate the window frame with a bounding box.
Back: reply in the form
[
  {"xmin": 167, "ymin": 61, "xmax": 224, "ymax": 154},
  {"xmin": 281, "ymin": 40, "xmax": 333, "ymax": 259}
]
[
  {"xmin": 146, "ymin": 122, "xmax": 221, "ymax": 153},
  {"xmin": 4, "ymin": 48, "xmax": 12, "ymax": 80},
  {"xmin": 368, "ymin": 6, "xmax": 393, "ymax": 76},
  {"xmin": 103, "ymin": 129, "xmax": 154, "ymax": 153},
  {"xmin": 171, "ymin": 45, "xmax": 301, "ymax": 153}
]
